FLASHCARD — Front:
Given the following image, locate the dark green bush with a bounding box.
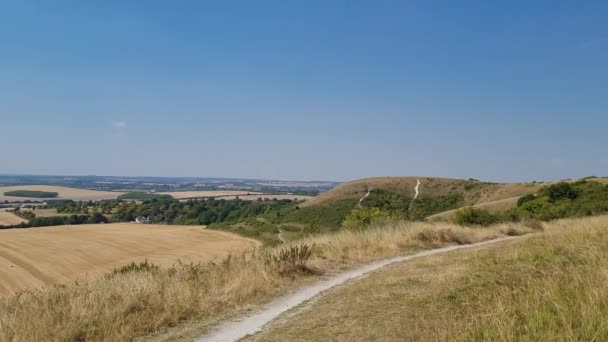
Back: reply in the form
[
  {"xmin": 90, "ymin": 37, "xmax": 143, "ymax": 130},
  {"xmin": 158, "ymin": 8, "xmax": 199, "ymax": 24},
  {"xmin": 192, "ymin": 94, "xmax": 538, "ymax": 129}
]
[
  {"xmin": 361, "ymin": 189, "xmax": 410, "ymax": 212},
  {"xmin": 4, "ymin": 190, "xmax": 58, "ymax": 198},
  {"xmin": 453, "ymin": 207, "xmax": 499, "ymax": 227},
  {"xmin": 517, "ymin": 194, "xmax": 536, "ymax": 207},
  {"xmin": 413, "ymin": 193, "xmax": 463, "ymax": 216},
  {"xmin": 546, "ymin": 183, "xmax": 578, "ymax": 202},
  {"xmin": 282, "ymin": 199, "xmax": 357, "ymax": 228}
]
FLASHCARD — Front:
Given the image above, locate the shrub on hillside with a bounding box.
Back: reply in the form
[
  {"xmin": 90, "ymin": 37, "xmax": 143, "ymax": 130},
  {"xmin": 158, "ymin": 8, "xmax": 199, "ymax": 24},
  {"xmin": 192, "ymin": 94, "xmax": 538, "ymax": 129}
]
[
  {"xmin": 413, "ymin": 194, "xmax": 463, "ymax": 217},
  {"xmin": 517, "ymin": 194, "xmax": 536, "ymax": 207},
  {"xmin": 282, "ymin": 199, "xmax": 357, "ymax": 228},
  {"xmin": 361, "ymin": 189, "xmax": 462, "ymax": 221},
  {"xmin": 453, "ymin": 207, "xmax": 499, "ymax": 227},
  {"xmin": 546, "ymin": 183, "xmax": 578, "ymax": 202},
  {"xmin": 361, "ymin": 189, "xmax": 410, "ymax": 211},
  {"xmin": 342, "ymin": 207, "xmax": 398, "ymax": 230},
  {"xmin": 514, "ymin": 181, "xmax": 608, "ymax": 221}
]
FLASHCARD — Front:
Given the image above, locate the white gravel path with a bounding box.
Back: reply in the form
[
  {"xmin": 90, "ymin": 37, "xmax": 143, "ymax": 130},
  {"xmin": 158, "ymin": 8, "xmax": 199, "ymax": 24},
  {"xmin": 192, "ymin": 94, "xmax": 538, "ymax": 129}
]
[{"xmin": 196, "ymin": 236, "xmax": 517, "ymax": 342}]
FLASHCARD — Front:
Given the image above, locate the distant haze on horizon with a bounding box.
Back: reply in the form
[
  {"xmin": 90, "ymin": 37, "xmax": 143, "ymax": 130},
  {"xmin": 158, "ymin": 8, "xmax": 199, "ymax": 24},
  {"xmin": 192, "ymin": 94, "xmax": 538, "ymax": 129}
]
[{"xmin": 1, "ymin": 2, "xmax": 607, "ymax": 183}]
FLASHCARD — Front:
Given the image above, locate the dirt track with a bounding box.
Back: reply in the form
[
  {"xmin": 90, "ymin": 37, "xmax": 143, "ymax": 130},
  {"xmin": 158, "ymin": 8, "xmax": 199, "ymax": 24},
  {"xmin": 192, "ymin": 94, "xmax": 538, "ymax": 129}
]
[{"xmin": 197, "ymin": 236, "xmax": 517, "ymax": 342}]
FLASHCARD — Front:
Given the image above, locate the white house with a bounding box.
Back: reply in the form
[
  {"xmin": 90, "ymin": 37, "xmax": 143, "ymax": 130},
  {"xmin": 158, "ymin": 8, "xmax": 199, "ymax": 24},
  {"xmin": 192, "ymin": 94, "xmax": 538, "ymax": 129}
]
[{"xmin": 134, "ymin": 216, "xmax": 149, "ymax": 224}]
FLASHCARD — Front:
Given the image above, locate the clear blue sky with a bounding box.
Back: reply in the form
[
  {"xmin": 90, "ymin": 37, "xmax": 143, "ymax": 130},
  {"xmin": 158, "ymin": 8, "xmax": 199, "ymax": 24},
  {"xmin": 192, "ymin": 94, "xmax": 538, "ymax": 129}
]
[{"xmin": 1, "ymin": 1, "xmax": 607, "ymax": 182}]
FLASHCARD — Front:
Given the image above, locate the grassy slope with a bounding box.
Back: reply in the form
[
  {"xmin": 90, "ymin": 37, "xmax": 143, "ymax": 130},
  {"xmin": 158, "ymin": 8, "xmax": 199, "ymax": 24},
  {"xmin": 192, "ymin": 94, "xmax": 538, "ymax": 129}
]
[
  {"xmin": 300, "ymin": 176, "xmax": 545, "ymax": 209},
  {"xmin": 428, "ymin": 196, "xmax": 521, "ymax": 221},
  {"xmin": 0, "ymin": 220, "xmax": 536, "ymax": 341},
  {"xmin": 282, "ymin": 199, "xmax": 358, "ymax": 227},
  {"xmin": 248, "ymin": 215, "xmax": 608, "ymax": 341}
]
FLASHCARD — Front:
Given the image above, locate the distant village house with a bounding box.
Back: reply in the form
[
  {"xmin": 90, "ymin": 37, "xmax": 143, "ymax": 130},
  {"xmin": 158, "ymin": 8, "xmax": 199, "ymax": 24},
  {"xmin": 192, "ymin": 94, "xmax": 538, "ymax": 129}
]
[{"xmin": 134, "ymin": 216, "xmax": 149, "ymax": 224}]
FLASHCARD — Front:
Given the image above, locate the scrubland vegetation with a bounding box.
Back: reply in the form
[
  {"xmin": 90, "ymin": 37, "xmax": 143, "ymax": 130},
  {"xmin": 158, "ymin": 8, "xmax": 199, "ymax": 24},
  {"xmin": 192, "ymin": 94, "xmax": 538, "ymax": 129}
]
[
  {"xmin": 342, "ymin": 189, "xmax": 462, "ymax": 230},
  {"xmin": 0, "ymin": 220, "xmax": 534, "ymax": 341},
  {"xmin": 249, "ymin": 215, "xmax": 608, "ymax": 341},
  {"xmin": 453, "ymin": 180, "xmax": 608, "ymax": 226}
]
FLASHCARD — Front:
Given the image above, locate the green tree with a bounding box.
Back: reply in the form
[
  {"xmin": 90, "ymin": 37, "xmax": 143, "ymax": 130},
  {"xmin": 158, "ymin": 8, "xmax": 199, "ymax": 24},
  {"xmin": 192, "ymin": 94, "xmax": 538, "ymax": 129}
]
[
  {"xmin": 546, "ymin": 183, "xmax": 578, "ymax": 202},
  {"xmin": 342, "ymin": 207, "xmax": 395, "ymax": 231},
  {"xmin": 517, "ymin": 194, "xmax": 536, "ymax": 207}
]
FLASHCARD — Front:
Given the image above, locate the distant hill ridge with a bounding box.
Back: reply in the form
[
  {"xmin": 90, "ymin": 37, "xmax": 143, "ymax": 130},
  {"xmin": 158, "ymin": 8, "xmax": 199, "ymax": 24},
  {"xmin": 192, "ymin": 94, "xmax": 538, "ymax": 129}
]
[{"xmin": 301, "ymin": 176, "xmax": 547, "ymax": 209}]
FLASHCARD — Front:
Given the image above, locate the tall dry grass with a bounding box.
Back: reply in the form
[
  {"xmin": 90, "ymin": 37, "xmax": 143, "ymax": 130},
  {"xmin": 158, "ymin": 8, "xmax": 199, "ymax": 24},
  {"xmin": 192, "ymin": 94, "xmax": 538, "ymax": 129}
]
[
  {"xmin": 245, "ymin": 215, "xmax": 608, "ymax": 342},
  {"xmin": 454, "ymin": 216, "xmax": 608, "ymax": 340},
  {"xmin": 0, "ymin": 221, "xmax": 535, "ymax": 341}
]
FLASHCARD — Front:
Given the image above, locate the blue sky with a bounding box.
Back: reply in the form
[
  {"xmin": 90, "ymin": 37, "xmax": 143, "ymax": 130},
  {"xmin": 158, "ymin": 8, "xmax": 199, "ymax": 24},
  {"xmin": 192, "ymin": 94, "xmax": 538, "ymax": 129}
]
[{"xmin": 1, "ymin": 1, "xmax": 607, "ymax": 182}]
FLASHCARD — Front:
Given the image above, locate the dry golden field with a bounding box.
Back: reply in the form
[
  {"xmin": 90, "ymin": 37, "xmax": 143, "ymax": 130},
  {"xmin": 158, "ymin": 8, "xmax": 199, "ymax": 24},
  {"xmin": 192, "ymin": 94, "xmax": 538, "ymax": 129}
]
[
  {"xmin": 0, "ymin": 210, "xmax": 26, "ymax": 226},
  {"xmin": 0, "ymin": 185, "xmax": 123, "ymax": 201},
  {"xmin": 0, "ymin": 223, "xmax": 259, "ymax": 297},
  {"xmin": 157, "ymin": 190, "xmax": 262, "ymax": 199}
]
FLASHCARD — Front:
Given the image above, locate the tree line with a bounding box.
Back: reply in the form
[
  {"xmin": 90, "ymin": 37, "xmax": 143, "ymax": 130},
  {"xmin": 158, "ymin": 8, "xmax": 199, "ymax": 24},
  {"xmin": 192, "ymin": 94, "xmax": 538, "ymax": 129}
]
[{"xmin": 1, "ymin": 210, "xmax": 108, "ymax": 229}]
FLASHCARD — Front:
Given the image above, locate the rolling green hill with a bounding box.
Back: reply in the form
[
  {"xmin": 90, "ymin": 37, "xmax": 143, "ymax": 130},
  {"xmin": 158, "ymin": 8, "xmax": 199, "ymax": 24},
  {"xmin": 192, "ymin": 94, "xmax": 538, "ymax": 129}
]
[{"xmin": 292, "ymin": 177, "xmax": 547, "ymax": 229}]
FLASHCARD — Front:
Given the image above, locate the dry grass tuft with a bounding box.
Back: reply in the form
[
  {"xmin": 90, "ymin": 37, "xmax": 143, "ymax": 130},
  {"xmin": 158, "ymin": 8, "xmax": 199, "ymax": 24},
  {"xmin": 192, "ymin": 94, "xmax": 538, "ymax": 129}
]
[
  {"xmin": 522, "ymin": 218, "xmax": 545, "ymax": 231},
  {"xmin": 263, "ymin": 244, "xmax": 316, "ymax": 275},
  {"xmin": 0, "ymin": 220, "xmax": 536, "ymax": 341}
]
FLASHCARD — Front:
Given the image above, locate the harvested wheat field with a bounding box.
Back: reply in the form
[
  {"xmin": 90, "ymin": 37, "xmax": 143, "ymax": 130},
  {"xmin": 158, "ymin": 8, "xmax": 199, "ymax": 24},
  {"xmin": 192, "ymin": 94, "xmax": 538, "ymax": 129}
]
[
  {"xmin": 0, "ymin": 223, "xmax": 259, "ymax": 296},
  {"xmin": 158, "ymin": 190, "xmax": 262, "ymax": 199},
  {"xmin": 0, "ymin": 210, "xmax": 26, "ymax": 226},
  {"xmin": 0, "ymin": 185, "xmax": 123, "ymax": 201}
]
